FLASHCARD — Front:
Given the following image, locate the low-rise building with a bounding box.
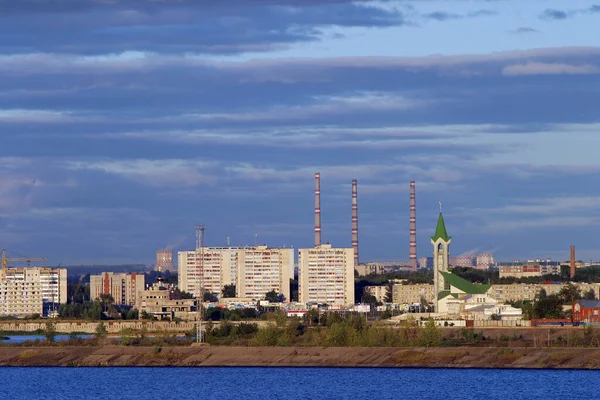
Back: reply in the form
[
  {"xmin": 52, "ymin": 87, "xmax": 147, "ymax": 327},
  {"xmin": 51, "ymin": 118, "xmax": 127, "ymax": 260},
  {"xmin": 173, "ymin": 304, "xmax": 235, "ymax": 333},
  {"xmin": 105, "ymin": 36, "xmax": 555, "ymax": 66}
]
[
  {"xmin": 392, "ymin": 283, "xmax": 435, "ymax": 304},
  {"xmin": 488, "ymin": 283, "xmax": 600, "ymax": 303},
  {"xmin": 355, "ymin": 263, "xmax": 385, "ymax": 276},
  {"xmin": 139, "ymin": 278, "xmax": 196, "ymax": 320},
  {"xmin": 573, "ymin": 300, "xmax": 600, "ymax": 323},
  {"xmin": 364, "ymin": 285, "xmax": 388, "ymax": 303},
  {"xmin": 90, "ymin": 272, "xmax": 145, "ymax": 309},
  {"xmin": 499, "ymin": 264, "xmax": 541, "ymax": 278}
]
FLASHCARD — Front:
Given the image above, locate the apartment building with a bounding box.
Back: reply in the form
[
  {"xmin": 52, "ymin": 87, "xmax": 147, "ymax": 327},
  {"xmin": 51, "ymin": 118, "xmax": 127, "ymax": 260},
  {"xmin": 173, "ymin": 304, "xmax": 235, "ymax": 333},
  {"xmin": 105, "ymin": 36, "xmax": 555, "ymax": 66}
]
[
  {"xmin": 488, "ymin": 283, "xmax": 600, "ymax": 303},
  {"xmin": 178, "ymin": 247, "xmax": 239, "ymax": 297},
  {"xmin": 355, "ymin": 263, "xmax": 385, "ymax": 277},
  {"xmin": 298, "ymin": 244, "xmax": 355, "ymax": 307},
  {"xmin": 0, "ymin": 267, "xmax": 67, "ymax": 316},
  {"xmin": 392, "ymin": 284, "xmax": 435, "ymax": 304},
  {"xmin": 89, "ymin": 272, "xmax": 145, "ymax": 309},
  {"xmin": 365, "ymin": 285, "xmax": 388, "ymax": 303},
  {"xmin": 139, "ymin": 278, "xmax": 196, "ymax": 321},
  {"xmin": 499, "ymin": 265, "xmax": 542, "ymax": 278},
  {"xmin": 236, "ymin": 246, "xmax": 293, "ymax": 301}
]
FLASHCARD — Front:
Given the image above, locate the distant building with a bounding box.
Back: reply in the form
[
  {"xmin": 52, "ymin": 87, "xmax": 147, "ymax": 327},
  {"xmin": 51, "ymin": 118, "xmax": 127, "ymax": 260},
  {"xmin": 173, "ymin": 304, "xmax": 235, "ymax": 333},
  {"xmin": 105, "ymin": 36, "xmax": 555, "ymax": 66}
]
[
  {"xmin": 178, "ymin": 246, "xmax": 293, "ymax": 300},
  {"xmin": 499, "ymin": 264, "xmax": 541, "ymax": 278},
  {"xmin": 0, "ymin": 267, "xmax": 67, "ymax": 317},
  {"xmin": 355, "ymin": 263, "xmax": 385, "ymax": 276},
  {"xmin": 236, "ymin": 246, "xmax": 293, "ymax": 301},
  {"xmin": 419, "ymin": 257, "xmax": 433, "ymax": 269},
  {"xmin": 298, "ymin": 244, "xmax": 355, "ymax": 306},
  {"xmin": 90, "ymin": 272, "xmax": 145, "ymax": 309},
  {"xmin": 364, "ymin": 285, "xmax": 388, "ymax": 303},
  {"xmin": 573, "ymin": 300, "xmax": 600, "ymax": 323},
  {"xmin": 392, "ymin": 284, "xmax": 435, "ymax": 304},
  {"xmin": 155, "ymin": 250, "xmax": 174, "ymax": 272},
  {"xmin": 139, "ymin": 278, "xmax": 196, "ymax": 321}
]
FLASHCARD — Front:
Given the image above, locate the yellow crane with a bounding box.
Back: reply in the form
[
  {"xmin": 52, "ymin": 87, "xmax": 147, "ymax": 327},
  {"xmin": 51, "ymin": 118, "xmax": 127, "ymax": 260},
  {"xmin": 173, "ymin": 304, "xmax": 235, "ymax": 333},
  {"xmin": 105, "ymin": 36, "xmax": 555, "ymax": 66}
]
[{"xmin": 1, "ymin": 249, "xmax": 48, "ymax": 272}]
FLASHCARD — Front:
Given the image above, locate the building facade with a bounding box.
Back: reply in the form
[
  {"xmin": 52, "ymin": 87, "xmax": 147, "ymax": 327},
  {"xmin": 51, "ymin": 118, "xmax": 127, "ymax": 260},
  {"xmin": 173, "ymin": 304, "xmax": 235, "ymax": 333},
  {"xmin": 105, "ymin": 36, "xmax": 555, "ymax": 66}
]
[
  {"xmin": 298, "ymin": 244, "xmax": 355, "ymax": 306},
  {"xmin": 0, "ymin": 267, "xmax": 67, "ymax": 317},
  {"xmin": 139, "ymin": 278, "xmax": 196, "ymax": 320},
  {"xmin": 365, "ymin": 285, "xmax": 389, "ymax": 303},
  {"xmin": 90, "ymin": 272, "xmax": 145, "ymax": 309},
  {"xmin": 155, "ymin": 250, "xmax": 174, "ymax": 272},
  {"xmin": 499, "ymin": 264, "xmax": 542, "ymax": 278},
  {"xmin": 355, "ymin": 263, "xmax": 385, "ymax": 276},
  {"xmin": 236, "ymin": 246, "xmax": 293, "ymax": 301},
  {"xmin": 178, "ymin": 247, "xmax": 239, "ymax": 297},
  {"xmin": 392, "ymin": 283, "xmax": 435, "ymax": 304}
]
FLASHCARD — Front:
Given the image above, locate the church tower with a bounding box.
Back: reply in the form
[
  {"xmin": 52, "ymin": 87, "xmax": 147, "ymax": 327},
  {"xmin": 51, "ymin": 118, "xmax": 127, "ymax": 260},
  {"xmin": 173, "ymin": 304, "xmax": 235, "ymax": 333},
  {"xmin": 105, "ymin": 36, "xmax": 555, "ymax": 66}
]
[{"xmin": 431, "ymin": 210, "xmax": 451, "ymax": 312}]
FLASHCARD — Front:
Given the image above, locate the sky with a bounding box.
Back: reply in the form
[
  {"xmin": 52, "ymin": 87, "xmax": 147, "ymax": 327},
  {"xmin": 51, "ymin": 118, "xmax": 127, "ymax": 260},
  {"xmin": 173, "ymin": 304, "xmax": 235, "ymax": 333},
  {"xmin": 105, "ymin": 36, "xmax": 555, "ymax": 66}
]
[{"xmin": 1, "ymin": 0, "xmax": 600, "ymax": 267}]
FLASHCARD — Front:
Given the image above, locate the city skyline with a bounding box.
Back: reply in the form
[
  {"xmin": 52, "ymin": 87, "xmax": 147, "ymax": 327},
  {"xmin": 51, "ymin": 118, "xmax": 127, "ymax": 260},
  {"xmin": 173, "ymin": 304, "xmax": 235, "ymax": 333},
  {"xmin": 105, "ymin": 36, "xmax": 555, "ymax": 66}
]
[{"xmin": 1, "ymin": 0, "xmax": 599, "ymax": 265}]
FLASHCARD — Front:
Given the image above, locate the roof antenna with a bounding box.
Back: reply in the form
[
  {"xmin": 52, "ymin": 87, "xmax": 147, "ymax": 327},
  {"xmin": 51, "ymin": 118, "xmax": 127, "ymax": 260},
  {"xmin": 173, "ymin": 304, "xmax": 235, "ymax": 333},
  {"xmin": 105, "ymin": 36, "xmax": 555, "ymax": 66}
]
[{"xmin": 439, "ymin": 201, "xmax": 443, "ymax": 213}]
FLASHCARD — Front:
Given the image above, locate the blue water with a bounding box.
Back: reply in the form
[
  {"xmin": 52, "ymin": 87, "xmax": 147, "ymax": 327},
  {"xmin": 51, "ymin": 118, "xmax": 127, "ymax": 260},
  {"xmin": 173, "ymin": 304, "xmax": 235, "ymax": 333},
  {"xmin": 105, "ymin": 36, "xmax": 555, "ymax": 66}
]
[
  {"xmin": 0, "ymin": 367, "xmax": 595, "ymax": 399},
  {"xmin": 1, "ymin": 335, "xmax": 91, "ymax": 344}
]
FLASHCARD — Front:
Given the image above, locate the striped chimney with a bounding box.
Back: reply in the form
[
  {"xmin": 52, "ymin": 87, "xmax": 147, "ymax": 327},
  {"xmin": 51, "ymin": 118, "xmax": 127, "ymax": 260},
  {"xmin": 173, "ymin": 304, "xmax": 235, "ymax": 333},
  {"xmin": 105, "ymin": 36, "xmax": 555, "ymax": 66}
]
[
  {"xmin": 352, "ymin": 179, "xmax": 359, "ymax": 266},
  {"xmin": 314, "ymin": 172, "xmax": 321, "ymax": 247},
  {"xmin": 570, "ymin": 245, "xmax": 576, "ymax": 279},
  {"xmin": 409, "ymin": 181, "xmax": 417, "ymax": 269}
]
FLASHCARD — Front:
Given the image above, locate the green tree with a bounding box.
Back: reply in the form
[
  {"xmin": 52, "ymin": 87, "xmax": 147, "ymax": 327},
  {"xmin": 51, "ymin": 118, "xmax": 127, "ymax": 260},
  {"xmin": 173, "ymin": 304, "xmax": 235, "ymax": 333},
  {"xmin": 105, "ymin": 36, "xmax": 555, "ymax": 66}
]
[
  {"xmin": 558, "ymin": 283, "xmax": 581, "ymax": 304},
  {"xmin": 384, "ymin": 284, "xmax": 393, "ymax": 303},
  {"xmin": 44, "ymin": 321, "xmax": 57, "ymax": 343},
  {"xmin": 125, "ymin": 309, "xmax": 139, "ymax": 320},
  {"xmin": 95, "ymin": 321, "xmax": 108, "ymax": 340},
  {"xmin": 418, "ymin": 319, "xmax": 442, "ymax": 347},
  {"xmin": 221, "ymin": 284, "xmax": 236, "ymax": 298},
  {"xmin": 275, "ymin": 310, "xmax": 287, "ymax": 327},
  {"xmin": 533, "ymin": 296, "xmax": 564, "ymax": 319},
  {"xmin": 584, "ymin": 289, "xmax": 596, "ymax": 300},
  {"xmin": 265, "ymin": 290, "xmax": 280, "ymax": 303},
  {"xmin": 99, "ymin": 293, "xmax": 114, "ymax": 312},
  {"xmin": 203, "ymin": 291, "xmax": 218, "ymax": 302},
  {"xmin": 303, "ymin": 308, "xmax": 320, "ymax": 326},
  {"xmin": 538, "ymin": 288, "xmax": 548, "ymax": 300}
]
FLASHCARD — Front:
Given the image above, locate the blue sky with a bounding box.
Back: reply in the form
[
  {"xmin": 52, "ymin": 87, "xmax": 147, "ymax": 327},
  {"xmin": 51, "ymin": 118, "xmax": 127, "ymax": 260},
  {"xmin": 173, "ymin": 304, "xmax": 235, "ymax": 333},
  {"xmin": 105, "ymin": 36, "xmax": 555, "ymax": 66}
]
[{"xmin": 1, "ymin": 0, "xmax": 600, "ymax": 266}]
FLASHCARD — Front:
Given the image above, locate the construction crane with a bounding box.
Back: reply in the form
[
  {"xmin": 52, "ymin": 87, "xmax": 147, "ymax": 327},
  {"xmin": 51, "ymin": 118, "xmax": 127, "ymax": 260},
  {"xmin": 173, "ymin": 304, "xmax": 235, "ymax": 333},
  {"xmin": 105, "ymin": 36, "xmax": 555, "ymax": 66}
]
[{"xmin": 1, "ymin": 249, "xmax": 48, "ymax": 272}]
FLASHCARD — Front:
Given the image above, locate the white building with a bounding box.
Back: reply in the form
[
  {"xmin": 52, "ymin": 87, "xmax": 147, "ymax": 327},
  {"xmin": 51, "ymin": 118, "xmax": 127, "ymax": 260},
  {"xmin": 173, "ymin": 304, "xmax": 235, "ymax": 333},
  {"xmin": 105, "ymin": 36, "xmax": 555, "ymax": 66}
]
[
  {"xmin": 89, "ymin": 272, "xmax": 145, "ymax": 309},
  {"xmin": 298, "ymin": 244, "xmax": 355, "ymax": 307},
  {"xmin": 178, "ymin": 246, "xmax": 293, "ymax": 301},
  {"xmin": 237, "ymin": 246, "xmax": 293, "ymax": 301},
  {"xmin": 0, "ymin": 267, "xmax": 67, "ymax": 317}
]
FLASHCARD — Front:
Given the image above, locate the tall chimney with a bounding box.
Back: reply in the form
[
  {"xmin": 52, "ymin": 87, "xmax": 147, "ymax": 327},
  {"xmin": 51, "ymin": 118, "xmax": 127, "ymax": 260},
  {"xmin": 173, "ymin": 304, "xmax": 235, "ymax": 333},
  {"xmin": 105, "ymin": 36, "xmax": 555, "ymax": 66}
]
[
  {"xmin": 352, "ymin": 179, "xmax": 359, "ymax": 266},
  {"xmin": 570, "ymin": 245, "xmax": 576, "ymax": 280},
  {"xmin": 314, "ymin": 172, "xmax": 321, "ymax": 247},
  {"xmin": 409, "ymin": 181, "xmax": 417, "ymax": 270}
]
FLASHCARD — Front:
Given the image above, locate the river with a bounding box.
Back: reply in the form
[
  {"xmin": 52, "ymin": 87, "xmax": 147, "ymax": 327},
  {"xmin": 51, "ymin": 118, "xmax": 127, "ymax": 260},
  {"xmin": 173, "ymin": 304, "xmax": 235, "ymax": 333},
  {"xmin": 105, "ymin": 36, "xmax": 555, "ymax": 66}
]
[{"xmin": 0, "ymin": 367, "xmax": 591, "ymax": 399}]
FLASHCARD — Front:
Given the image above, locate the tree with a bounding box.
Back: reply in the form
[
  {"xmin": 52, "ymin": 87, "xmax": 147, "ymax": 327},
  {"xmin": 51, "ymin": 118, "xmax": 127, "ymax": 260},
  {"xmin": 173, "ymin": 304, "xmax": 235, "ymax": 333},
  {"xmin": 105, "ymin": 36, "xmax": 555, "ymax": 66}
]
[
  {"xmin": 558, "ymin": 283, "xmax": 581, "ymax": 304},
  {"xmin": 585, "ymin": 289, "xmax": 596, "ymax": 300},
  {"xmin": 221, "ymin": 284, "xmax": 236, "ymax": 298},
  {"xmin": 538, "ymin": 288, "xmax": 548, "ymax": 300},
  {"xmin": 203, "ymin": 291, "xmax": 218, "ymax": 302},
  {"xmin": 44, "ymin": 321, "xmax": 57, "ymax": 343},
  {"xmin": 533, "ymin": 296, "xmax": 564, "ymax": 319},
  {"xmin": 265, "ymin": 290, "xmax": 280, "ymax": 303},
  {"xmin": 384, "ymin": 284, "xmax": 393, "ymax": 303},
  {"xmin": 95, "ymin": 321, "xmax": 108, "ymax": 340},
  {"xmin": 418, "ymin": 319, "xmax": 442, "ymax": 347},
  {"xmin": 275, "ymin": 310, "xmax": 287, "ymax": 327},
  {"xmin": 99, "ymin": 293, "xmax": 115, "ymax": 312}
]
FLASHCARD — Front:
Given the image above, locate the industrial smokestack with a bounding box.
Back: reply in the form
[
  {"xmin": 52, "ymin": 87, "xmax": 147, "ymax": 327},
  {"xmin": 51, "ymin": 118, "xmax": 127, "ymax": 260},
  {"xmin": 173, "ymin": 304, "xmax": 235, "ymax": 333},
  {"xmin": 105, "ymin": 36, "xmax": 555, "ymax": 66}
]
[
  {"xmin": 352, "ymin": 179, "xmax": 359, "ymax": 267},
  {"xmin": 409, "ymin": 181, "xmax": 417, "ymax": 270},
  {"xmin": 314, "ymin": 172, "xmax": 321, "ymax": 247},
  {"xmin": 570, "ymin": 245, "xmax": 576, "ymax": 280}
]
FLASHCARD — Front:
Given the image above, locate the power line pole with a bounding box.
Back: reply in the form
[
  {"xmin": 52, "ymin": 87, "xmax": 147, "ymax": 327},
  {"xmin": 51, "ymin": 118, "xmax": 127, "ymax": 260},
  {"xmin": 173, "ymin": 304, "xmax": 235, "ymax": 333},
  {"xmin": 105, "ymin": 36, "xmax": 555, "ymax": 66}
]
[{"xmin": 195, "ymin": 225, "xmax": 205, "ymax": 343}]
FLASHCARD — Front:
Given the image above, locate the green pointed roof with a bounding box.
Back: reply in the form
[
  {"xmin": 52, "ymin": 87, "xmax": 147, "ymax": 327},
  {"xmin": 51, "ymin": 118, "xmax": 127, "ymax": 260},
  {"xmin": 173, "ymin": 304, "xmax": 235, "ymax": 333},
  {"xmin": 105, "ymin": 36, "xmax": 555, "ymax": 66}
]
[
  {"xmin": 431, "ymin": 212, "xmax": 451, "ymax": 242},
  {"xmin": 439, "ymin": 271, "xmax": 490, "ymax": 294}
]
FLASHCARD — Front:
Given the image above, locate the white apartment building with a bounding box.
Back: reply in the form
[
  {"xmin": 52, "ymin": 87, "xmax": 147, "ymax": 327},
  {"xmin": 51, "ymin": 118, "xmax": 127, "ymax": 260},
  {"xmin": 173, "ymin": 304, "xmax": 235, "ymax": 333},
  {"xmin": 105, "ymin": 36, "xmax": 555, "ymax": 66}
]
[
  {"xmin": 298, "ymin": 244, "xmax": 355, "ymax": 307},
  {"xmin": 179, "ymin": 246, "xmax": 293, "ymax": 301},
  {"xmin": 0, "ymin": 267, "xmax": 67, "ymax": 317},
  {"xmin": 178, "ymin": 247, "xmax": 239, "ymax": 297},
  {"xmin": 89, "ymin": 272, "xmax": 145, "ymax": 309},
  {"xmin": 237, "ymin": 246, "xmax": 293, "ymax": 301}
]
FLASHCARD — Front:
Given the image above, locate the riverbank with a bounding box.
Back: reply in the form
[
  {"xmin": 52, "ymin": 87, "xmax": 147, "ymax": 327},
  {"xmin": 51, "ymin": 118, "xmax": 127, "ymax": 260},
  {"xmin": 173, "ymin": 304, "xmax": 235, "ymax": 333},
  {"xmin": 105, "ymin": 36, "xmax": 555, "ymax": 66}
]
[{"xmin": 2, "ymin": 346, "xmax": 600, "ymax": 368}]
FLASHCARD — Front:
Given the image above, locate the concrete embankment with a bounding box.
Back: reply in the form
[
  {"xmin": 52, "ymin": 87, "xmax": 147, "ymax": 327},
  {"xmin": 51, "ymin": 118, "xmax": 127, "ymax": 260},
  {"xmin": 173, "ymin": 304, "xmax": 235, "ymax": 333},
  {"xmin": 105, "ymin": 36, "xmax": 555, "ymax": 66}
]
[{"xmin": 2, "ymin": 346, "xmax": 600, "ymax": 369}]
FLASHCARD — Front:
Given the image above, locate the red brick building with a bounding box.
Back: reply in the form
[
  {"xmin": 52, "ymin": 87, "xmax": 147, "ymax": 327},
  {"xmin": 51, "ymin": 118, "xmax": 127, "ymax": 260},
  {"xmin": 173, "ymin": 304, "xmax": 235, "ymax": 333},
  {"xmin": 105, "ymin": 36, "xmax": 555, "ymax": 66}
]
[{"xmin": 572, "ymin": 300, "xmax": 600, "ymax": 323}]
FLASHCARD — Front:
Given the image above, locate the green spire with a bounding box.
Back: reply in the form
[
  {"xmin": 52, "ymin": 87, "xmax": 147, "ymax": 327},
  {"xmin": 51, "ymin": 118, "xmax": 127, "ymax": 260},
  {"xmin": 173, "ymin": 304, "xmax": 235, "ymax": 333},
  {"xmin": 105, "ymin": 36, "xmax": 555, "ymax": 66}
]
[{"xmin": 431, "ymin": 213, "xmax": 451, "ymax": 242}]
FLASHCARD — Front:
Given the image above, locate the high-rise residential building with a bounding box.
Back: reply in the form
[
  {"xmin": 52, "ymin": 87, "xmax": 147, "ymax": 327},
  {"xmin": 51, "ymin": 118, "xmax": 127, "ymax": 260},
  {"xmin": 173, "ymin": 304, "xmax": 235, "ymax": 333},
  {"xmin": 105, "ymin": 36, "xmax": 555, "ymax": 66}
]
[
  {"xmin": 89, "ymin": 272, "xmax": 145, "ymax": 309},
  {"xmin": 0, "ymin": 267, "xmax": 67, "ymax": 317},
  {"xmin": 178, "ymin": 247, "xmax": 239, "ymax": 297},
  {"xmin": 298, "ymin": 244, "xmax": 355, "ymax": 307},
  {"xmin": 178, "ymin": 246, "xmax": 293, "ymax": 301},
  {"xmin": 155, "ymin": 249, "xmax": 174, "ymax": 272},
  {"xmin": 237, "ymin": 246, "xmax": 293, "ymax": 301}
]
